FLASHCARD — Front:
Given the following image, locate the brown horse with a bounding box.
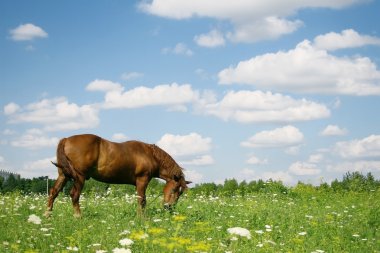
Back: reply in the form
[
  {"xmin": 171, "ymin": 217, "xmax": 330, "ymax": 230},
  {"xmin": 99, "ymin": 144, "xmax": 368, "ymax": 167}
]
[{"xmin": 45, "ymin": 134, "xmax": 191, "ymax": 217}]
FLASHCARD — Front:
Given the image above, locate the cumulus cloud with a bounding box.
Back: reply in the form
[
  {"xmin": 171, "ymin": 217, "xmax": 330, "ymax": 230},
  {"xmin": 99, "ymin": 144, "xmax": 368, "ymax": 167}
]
[
  {"xmin": 199, "ymin": 90, "xmax": 330, "ymax": 123},
  {"xmin": 87, "ymin": 80, "xmax": 199, "ymax": 110},
  {"xmin": 218, "ymin": 39, "xmax": 380, "ymax": 95},
  {"xmin": 121, "ymin": 72, "xmax": 144, "ymax": 81},
  {"xmin": 184, "ymin": 169, "xmax": 204, "ymax": 183},
  {"xmin": 9, "ymin": 23, "xmax": 48, "ymax": 41},
  {"xmin": 162, "ymin": 43, "xmax": 193, "ymax": 56},
  {"xmin": 194, "ymin": 29, "xmax": 225, "ymax": 47},
  {"xmin": 3, "ymin": 102, "xmax": 20, "ymax": 115},
  {"xmin": 4, "ymin": 97, "xmax": 99, "ymax": 131},
  {"xmin": 11, "ymin": 129, "xmax": 59, "ymax": 149},
  {"xmin": 246, "ymin": 155, "xmax": 268, "ymax": 165},
  {"xmin": 241, "ymin": 125, "xmax": 304, "ymax": 148},
  {"xmin": 20, "ymin": 156, "xmax": 57, "ymax": 178},
  {"xmin": 334, "ymin": 135, "xmax": 380, "ymax": 159},
  {"xmin": 320, "ymin": 125, "xmax": 348, "ymax": 136},
  {"xmin": 288, "ymin": 161, "xmax": 321, "ymax": 175},
  {"xmin": 156, "ymin": 132, "xmax": 213, "ymax": 166},
  {"xmin": 111, "ymin": 133, "xmax": 129, "ymax": 142},
  {"xmin": 314, "ymin": 29, "xmax": 380, "ymax": 51},
  {"xmin": 327, "ymin": 160, "xmax": 380, "ymax": 173},
  {"xmin": 139, "ymin": 0, "xmax": 364, "ymax": 44}
]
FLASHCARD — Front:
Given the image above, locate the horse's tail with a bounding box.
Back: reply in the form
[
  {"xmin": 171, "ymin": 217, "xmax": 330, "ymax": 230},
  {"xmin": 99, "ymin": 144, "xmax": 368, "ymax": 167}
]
[{"xmin": 51, "ymin": 138, "xmax": 76, "ymax": 179}]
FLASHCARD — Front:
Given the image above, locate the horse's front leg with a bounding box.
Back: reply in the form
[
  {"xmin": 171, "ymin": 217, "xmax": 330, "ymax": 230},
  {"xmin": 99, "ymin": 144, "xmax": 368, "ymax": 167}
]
[{"xmin": 136, "ymin": 176, "xmax": 149, "ymax": 216}]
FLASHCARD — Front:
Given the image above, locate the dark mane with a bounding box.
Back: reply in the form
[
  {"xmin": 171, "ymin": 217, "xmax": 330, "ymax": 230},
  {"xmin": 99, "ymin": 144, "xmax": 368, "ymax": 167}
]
[{"xmin": 150, "ymin": 144, "xmax": 184, "ymax": 179}]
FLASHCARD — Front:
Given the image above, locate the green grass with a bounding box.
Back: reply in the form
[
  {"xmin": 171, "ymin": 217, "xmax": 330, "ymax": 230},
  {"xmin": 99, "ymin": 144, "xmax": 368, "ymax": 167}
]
[{"xmin": 1, "ymin": 189, "xmax": 379, "ymax": 252}]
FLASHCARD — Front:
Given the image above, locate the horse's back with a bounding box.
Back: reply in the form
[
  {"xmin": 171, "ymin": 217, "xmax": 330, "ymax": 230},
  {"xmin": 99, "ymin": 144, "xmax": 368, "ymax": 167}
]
[{"xmin": 63, "ymin": 134, "xmax": 101, "ymax": 173}]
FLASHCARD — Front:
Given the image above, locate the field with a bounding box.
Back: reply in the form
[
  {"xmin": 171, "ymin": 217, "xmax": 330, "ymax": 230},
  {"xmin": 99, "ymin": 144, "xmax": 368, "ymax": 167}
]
[{"xmin": 1, "ymin": 188, "xmax": 379, "ymax": 253}]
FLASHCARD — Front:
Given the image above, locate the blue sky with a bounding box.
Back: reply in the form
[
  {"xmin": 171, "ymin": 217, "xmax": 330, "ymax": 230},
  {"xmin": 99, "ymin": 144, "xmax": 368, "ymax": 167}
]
[{"xmin": 1, "ymin": 0, "xmax": 380, "ymax": 185}]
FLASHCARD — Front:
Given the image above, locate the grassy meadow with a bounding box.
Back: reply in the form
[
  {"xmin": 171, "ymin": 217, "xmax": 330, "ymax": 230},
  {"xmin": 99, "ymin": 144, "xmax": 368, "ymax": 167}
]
[{"xmin": 1, "ymin": 186, "xmax": 379, "ymax": 253}]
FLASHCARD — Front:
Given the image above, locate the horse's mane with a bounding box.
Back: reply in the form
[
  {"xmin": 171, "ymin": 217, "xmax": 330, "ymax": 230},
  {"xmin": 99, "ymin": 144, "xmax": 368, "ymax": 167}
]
[{"xmin": 150, "ymin": 144, "xmax": 184, "ymax": 179}]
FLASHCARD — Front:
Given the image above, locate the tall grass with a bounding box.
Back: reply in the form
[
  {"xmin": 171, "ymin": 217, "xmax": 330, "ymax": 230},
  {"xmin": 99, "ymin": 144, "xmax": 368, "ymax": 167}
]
[{"xmin": 1, "ymin": 189, "xmax": 379, "ymax": 252}]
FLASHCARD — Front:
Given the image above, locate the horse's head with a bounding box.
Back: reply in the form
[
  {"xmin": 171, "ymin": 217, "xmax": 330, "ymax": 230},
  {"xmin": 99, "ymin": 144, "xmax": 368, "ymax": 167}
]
[{"xmin": 163, "ymin": 176, "xmax": 191, "ymax": 209}]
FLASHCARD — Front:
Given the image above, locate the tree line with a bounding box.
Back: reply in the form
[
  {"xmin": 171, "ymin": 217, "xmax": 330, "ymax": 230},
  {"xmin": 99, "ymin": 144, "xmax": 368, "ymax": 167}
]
[{"xmin": 0, "ymin": 171, "xmax": 379, "ymax": 196}]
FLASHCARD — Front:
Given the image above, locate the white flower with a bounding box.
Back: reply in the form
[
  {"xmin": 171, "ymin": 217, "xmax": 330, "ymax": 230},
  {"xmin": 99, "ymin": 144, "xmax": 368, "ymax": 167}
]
[
  {"xmin": 119, "ymin": 230, "xmax": 131, "ymax": 235},
  {"xmin": 227, "ymin": 227, "xmax": 251, "ymax": 239},
  {"xmin": 119, "ymin": 238, "xmax": 134, "ymax": 246},
  {"xmin": 112, "ymin": 248, "xmax": 132, "ymax": 253},
  {"xmin": 298, "ymin": 231, "xmax": 307, "ymax": 236},
  {"xmin": 153, "ymin": 219, "xmax": 162, "ymax": 223},
  {"xmin": 96, "ymin": 250, "xmax": 107, "ymax": 253},
  {"xmin": 66, "ymin": 246, "xmax": 79, "ymax": 251},
  {"xmin": 255, "ymin": 230, "xmax": 264, "ymax": 234},
  {"xmin": 27, "ymin": 214, "xmax": 41, "ymax": 225},
  {"xmin": 40, "ymin": 228, "xmax": 49, "ymax": 232},
  {"xmin": 352, "ymin": 234, "xmax": 360, "ymax": 237}
]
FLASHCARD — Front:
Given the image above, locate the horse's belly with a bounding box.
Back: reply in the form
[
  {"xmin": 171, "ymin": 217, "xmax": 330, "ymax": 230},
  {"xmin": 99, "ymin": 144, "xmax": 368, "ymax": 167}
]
[{"xmin": 91, "ymin": 165, "xmax": 136, "ymax": 185}]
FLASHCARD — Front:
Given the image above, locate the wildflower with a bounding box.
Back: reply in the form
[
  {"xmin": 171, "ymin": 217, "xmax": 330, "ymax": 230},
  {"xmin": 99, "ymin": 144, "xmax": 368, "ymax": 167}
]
[
  {"xmin": 352, "ymin": 234, "xmax": 360, "ymax": 237},
  {"xmin": 119, "ymin": 238, "xmax": 134, "ymax": 246},
  {"xmin": 298, "ymin": 232, "xmax": 307, "ymax": 236},
  {"xmin": 130, "ymin": 231, "xmax": 149, "ymax": 240},
  {"xmin": 112, "ymin": 248, "xmax": 131, "ymax": 253},
  {"xmin": 40, "ymin": 228, "xmax": 49, "ymax": 232},
  {"xmin": 153, "ymin": 218, "xmax": 162, "ymax": 223},
  {"xmin": 148, "ymin": 227, "xmax": 165, "ymax": 235},
  {"xmin": 257, "ymin": 243, "xmax": 264, "ymax": 247},
  {"xmin": 119, "ymin": 230, "xmax": 131, "ymax": 235},
  {"xmin": 255, "ymin": 230, "xmax": 264, "ymax": 234},
  {"xmin": 265, "ymin": 225, "xmax": 272, "ymax": 232},
  {"xmin": 227, "ymin": 227, "xmax": 251, "ymax": 239},
  {"xmin": 27, "ymin": 214, "xmax": 41, "ymax": 225},
  {"xmin": 66, "ymin": 246, "xmax": 79, "ymax": 251},
  {"xmin": 173, "ymin": 215, "xmax": 186, "ymax": 221},
  {"xmin": 96, "ymin": 250, "xmax": 107, "ymax": 253}
]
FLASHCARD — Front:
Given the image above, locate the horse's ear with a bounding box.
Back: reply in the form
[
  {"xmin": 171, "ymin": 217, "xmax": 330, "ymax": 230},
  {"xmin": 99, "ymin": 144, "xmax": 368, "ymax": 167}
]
[{"xmin": 185, "ymin": 181, "xmax": 192, "ymax": 185}]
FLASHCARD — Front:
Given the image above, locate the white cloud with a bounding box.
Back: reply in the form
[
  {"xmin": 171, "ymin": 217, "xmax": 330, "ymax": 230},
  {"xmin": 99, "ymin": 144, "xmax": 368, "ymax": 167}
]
[
  {"xmin": 87, "ymin": 81, "xmax": 199, "ymax": 110},
  {"xmin": 194, "ymin": 29, "xmax": 225, "ymax": 47},
  {"xmin": 199, "ymin": 90, "xmax": 330, "ymax": 123},
  {"xmin": 334, "ymin": 135, "xmax": 380, "ymax": 159},
  {"xmin": 288, "ymin": 161, "xmax": 321, "ymax": 175},
  {"xmin": 218, "ymin": 39, "xmax": 380, "ymax": 95},
  {"xmin": 308, "ymin": 153, "xmax": 324, "ymax": 163},
  {"xmin": 5, "ymin": 97, "xmax": 99, "ymax": 131},
  {"xmin": 241, "ymin": 125, "xmax": 304, "ymax": 148},
  {"xmin": 246, "ymin": 155, "xmax": 268, "ymax": 165},
  {"xmin": 3, "ymin": 102, "xmax": 20, "ymax": 115},
  {"xmin": 121, "ymin": 72, "xmax": 144, "ymax": 81},
  {"xmin": 314, "ymin": 29, "xmax": 380, "ymax": 51},
  {"xmin": 320, "ymin": 125, "xmax": 348, "ymax": 136},
  {"xmin": 157, "ymin": 133, "xmax": 212, "ymax": 157},
  {"xmin": 162, "ymin": 43, "xmax": 193, "ymax": 56},
  {"xmin": 0, "ymin": 155, "xmax": 4, "ymax": 163},
  {"xmin": 183, "ymin": 169, "xmax": 204, "ymax": 183},
  {"xmin": 327, "ymin": 160, "xmax": 380, "ymax": 173},
  {"xmin": 139, "ymin": 0, "xmax": 363, "ymax": 44},
  {"xmin": 20, "ymin": 157, "xmax": 57, "ymax": 178},
  {"xmin": 182, "ymin": 155, "xmax": 214, "ymax": 166},
  {"xmin": 86, "ymin": 79, "xmax": 123, "ymax": 92},
  {"xmin": 156, "ymin": 133, "xmax": 213, "ymax": 166},
  {"xmin": 11, "ymin": 129, "xmax": 59, "ymax": 149},
  {"xmin": 226, "ymin": 16, "xmax": 303, "ymax": 43},
  {"xmin": 111, "ymin": 133, "xmax": 129, "ymax": 142},
  {"xmin": 9, "ymin": 23, "xmax": 48, "ymax": 41}
]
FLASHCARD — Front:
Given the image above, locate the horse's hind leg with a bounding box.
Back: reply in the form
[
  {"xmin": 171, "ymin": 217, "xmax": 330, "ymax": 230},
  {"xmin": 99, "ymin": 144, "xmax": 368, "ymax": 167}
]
[
  {"xmin": 45, "ymin": 171, "xmax": 68, "ymax": 217},
  {"xmin": 136, "ymin": 176, "xmax": 149, "ymax": 217},
  {"xmin": 70, "ymin": 176, "xmax": 85, "ymax": 218}
]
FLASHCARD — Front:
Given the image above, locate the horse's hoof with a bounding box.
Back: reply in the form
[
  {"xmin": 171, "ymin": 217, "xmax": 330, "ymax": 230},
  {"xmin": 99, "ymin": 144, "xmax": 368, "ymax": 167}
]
[{"xmin": 44, "ymin": 210, "xmax": 52, "ymax": 218}]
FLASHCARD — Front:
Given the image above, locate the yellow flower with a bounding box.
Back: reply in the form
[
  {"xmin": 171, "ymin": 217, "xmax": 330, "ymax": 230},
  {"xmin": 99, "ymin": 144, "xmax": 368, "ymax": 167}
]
[
  {"xmin": 148, "ymin": 227, "xmax": 166, "ymax": 235},
  {"xmin": 173, "ymin": 215, "xmax": 186, "ymax": 221},
  {"xmin": 187, "ymin": 242, "xmax": 211, "ymax": 252},
  {"xmin": 130, "ymin": 231, "xmax": 149, "ymax": 240},
  {"xmin": 171, "ymin": 236, "xmax": 192, "ymax": 245}
]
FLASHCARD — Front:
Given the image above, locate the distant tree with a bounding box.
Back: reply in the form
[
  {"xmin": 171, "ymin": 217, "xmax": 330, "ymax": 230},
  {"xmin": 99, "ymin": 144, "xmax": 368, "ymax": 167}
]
[
  {"xmin": 0, "ymin": 176, "xmax": 3, "ymax": 191},
  {"xmin": 223, "ymin": 178, "xmax": 239, "ymax": 196},
  {"xmin": 2, "ymin": 174, "xmax": 19, "ymax": 192}
]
